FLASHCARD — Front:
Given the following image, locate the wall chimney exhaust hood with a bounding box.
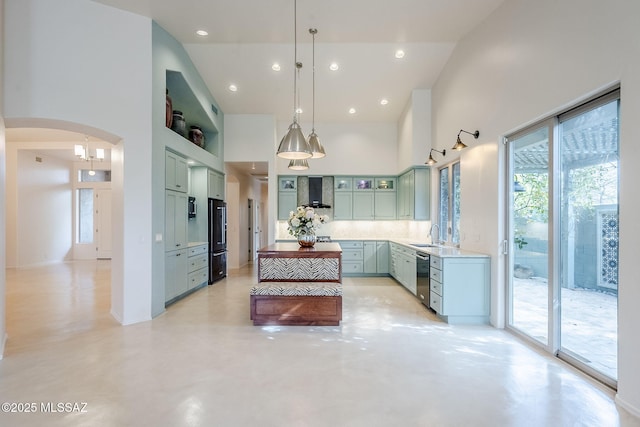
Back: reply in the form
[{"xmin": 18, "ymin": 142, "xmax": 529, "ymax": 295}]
[{"xmin": 305, "ymin": 176, "xmax": 331, "ymax": 208}]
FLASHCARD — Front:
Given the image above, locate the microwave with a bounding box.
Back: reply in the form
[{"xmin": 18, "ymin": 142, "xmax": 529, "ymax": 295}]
[{"xmin": 188, "ymin": 196, "xmax": 197, "ymax": 219}]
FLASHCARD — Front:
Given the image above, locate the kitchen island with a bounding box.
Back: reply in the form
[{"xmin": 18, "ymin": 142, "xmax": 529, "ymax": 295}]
[{"xmin": 250, "ymin": 242, "xmax": 343, "ymax": 325}]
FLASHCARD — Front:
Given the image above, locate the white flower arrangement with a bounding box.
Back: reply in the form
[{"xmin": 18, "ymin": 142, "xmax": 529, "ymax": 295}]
[{"xmin": 287, "ymin": 206, "xmax": 329, "ymax": 237}]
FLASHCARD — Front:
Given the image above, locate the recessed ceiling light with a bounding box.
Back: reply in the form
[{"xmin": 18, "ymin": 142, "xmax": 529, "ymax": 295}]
[
  {"xmin": 395, "ymin": 50, "xmax": 405, "ymax": 59},
  {"xmin": 228, "ymin": 84, "xmax": 238, "ymax": 92},
  {"xmin": 196, "ymin": 30, "xmax": 209, "ymax": 36},
  {"xmin": 272, "ymin": 63, "xmax": 281, "ymax": 71},
  {"xmin": 348, "ymin": 108, "xmax": 356, "ymax": 114},
  {"xmin": 380, "ymin": 99, "xmax": 389, "ymax": 106},
  {"xmin": 329, "ymin": 62, "xmax": 339, "ymax": 71}
]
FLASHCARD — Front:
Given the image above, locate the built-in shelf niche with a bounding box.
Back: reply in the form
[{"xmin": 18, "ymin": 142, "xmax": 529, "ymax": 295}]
[{"xmin": 166, "ymin": 69, "xmax": 220, "ymax": 157}]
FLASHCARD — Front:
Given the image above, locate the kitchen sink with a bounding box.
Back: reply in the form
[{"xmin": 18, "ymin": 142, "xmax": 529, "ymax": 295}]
[{"xmin": 410, "ymin": 243, "xmax": 439, "ymax": 248}]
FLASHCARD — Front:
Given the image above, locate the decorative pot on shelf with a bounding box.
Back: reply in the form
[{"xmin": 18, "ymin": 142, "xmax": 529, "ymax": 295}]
[
  {"xmin": 297, "ymin": 233, "xmax": 316, "ymax": 248},
  {"xmin": 189, "ymin": 125, "xmax": 205, "ymax": 148},
  {"xmin": 165, "ymin": 89, "xmax": 173, "ymax": 128},
  {"xmin": 171, "ymin": 110, "xmax": 186, "ymax": 137}
]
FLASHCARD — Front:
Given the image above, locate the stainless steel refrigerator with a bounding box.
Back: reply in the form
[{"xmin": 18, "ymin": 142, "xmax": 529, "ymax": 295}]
[{"xmin": 208, "ymin": 198, "xmax": 227, "ymax": 283}]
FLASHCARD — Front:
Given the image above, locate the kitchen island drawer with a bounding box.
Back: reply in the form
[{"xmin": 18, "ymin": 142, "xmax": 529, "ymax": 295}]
[
  {"xmin": 430, "ymin": 256, "xmax": 442, "ymax": 270},
  {"xmin": 431, "ymin": 279, "xmax": 442, "ymax": 296},
  {"xmin": 430, "ymin": 267, "xmax": 442, "ymax": 283},
  {"xmin": 430, "ymin": 291, "xmax": 442, "ymax": 314}
]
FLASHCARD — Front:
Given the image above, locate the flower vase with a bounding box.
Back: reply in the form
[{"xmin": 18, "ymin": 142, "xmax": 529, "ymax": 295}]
[{"xmin": 298, "ymin": 233, "xmax": 316, "ymax": 248}]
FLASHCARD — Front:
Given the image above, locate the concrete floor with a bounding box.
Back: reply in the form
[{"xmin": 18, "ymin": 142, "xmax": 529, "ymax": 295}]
[
  {"xmin": 1, "ymin": 261, "xmax": 638, "ymax": 427},
  {"xmin": 512, "ymin": 277, "xmax": 618, "ymax": 380}
]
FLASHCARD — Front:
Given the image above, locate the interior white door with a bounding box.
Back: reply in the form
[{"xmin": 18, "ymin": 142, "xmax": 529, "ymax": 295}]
[{"xmin": 95, "ymin": 189, "xmax": 112, "ymax": 259}]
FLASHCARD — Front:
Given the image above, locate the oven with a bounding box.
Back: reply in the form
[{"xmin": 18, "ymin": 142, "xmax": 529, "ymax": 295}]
[{"xmin": 416, "ymin": 252, "xmax": 431, "ymax": 309}]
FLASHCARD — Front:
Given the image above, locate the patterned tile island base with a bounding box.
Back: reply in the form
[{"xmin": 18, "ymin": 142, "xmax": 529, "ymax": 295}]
[{"xmin": 252, "ymin": 243, "xmax": 343, "ymax": 325}]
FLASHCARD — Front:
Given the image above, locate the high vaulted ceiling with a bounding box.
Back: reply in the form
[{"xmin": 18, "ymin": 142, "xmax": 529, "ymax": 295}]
[{"xmin": 93, "ymin": 0, "xmax": 504, "ymax": 124}]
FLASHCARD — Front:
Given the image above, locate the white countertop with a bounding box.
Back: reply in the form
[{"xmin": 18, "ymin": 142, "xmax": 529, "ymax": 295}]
[
  {"xmin": 388, "ymin": 238, "xmax": 489, "ymax": 258},
  {"xmin": 276, "ymin": 237, "xmax": 489, "ymax": 258},
  {"xmin": 188, "ymin": 241, "xmax": 208, "ymax": 248}
]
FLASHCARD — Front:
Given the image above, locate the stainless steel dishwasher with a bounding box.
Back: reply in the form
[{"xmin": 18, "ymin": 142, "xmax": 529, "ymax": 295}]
[{"xmin": 416, "ymin": 251, "xmax": 431, "ymax": 309}]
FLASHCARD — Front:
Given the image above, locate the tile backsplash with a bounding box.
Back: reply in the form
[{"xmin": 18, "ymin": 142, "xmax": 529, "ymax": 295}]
[{"xmin": 276, "ymin": 220, "xmax": 432, "ymax": 240}]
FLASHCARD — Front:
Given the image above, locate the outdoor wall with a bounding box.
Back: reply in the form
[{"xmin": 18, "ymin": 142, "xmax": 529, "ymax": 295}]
[
  {"xmin": 431, "ymin": 0, "xmax": 640, "ymax": 415},
  {"xmin": 3, "ymin": 0, "xmax": 153, "ymax": 325}
]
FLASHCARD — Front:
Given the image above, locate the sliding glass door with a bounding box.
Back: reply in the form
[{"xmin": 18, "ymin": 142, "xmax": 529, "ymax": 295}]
[
  {"xmin": 507, "ymin": 123, "xmax": 553, "ymax": 347},
  {"xmin": 506, "ymin": 89, "xmax": 619, "ymax": 386}
]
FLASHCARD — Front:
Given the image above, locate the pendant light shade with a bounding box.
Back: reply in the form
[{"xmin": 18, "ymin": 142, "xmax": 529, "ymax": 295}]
[
  {"xmin": 308, "ymin": 131, "xmax": 325, "ymax": 159},
  {"xmin": 452, "ymin": 129, "xmax": 479, "ymax": 151},
  {"xmin": 288, "ymin": 159, "xmax": 309, "ymax": 170},
  {"xmin": 278, "ymin": 121, "xmax": 312, "ymax": 159},
  {"xmin": 425, "ymin": 148, "xmax": 446, "ymax": 165},
  {"xmin": 277, "ymin": 0, "xmax": 312, "ymax": 160}
]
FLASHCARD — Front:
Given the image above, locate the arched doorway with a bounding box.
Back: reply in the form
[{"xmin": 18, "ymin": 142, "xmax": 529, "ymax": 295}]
[{"xmin": 2, "ymin": 120, "xmax": 123, "ymax": 356}]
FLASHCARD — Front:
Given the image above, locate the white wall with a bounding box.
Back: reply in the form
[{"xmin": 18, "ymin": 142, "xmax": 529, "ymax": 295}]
[
  {"xmin": 224, "ymin": 114, "xmax": 278, "ymax": 244},
  {"xmin": 0, "ymin": 0, "xmax": 6, "ymax": 359},
  {"xmin": 225, "ymin": 163, "xmax": 266, "ymax": 269},
  {"xmin": 276, "ymin": 121, "xmax": 398, "ymax": 176},
  {"xmin": 13, "ymin": 150, "xmax": 72, "ymax": 266},
  {"xmin": 430, "ymin": 0, "xmax": 640, "ymax": 415},
  {"xmin": 397, "ymin": 89, "xmax": 432, "ymax": 170},
  {"xmin": 3, "ymin": 0, "xmax": 153, "ymax": 325}
]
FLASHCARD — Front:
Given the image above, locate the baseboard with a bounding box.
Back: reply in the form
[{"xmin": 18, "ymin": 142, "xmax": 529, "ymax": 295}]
[
  {"xmin": 110, "ymin": 308, "xmax": 123, "ymax": 325},
  {"xmin": 615, "ymin": 394, "xmax": 640, "ymax": 419}
]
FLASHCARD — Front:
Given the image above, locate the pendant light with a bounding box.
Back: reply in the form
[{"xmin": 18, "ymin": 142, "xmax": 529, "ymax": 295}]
[
  {"xmin": 288, "ymin": 159, "xmax": 309, "ymax": 170},
  {"xmin": 277, "ymin": 0, "xmax": 312, "ymax": 160},
  {"xmin": 307, "ymin": 28, "xmax": 325, "ymax": 159}
]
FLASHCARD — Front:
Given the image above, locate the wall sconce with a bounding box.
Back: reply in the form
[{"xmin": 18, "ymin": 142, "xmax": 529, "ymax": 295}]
[
  {"xmin": 425, "ymin": 148, "xmax": 446, "ymax": 165},
  {"xmin": 452, "ymin": 129, "xmax": 479, "ymax": 151}
]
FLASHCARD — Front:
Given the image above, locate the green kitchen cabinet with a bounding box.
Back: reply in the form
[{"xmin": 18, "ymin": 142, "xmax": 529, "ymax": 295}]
[
  {"xmin": 334, "ymin": 191, "xmax": 353, "ymax": 220},
  {"xmin": 397, "ymin": 167, "xmax": 430, "ymax": 220},
  {"xmin": 352, "ymin": 192, "xmax": 375, "ymax": 220},
  {"xmin": 278, "ymin": 176, "xmax": 298, "ymax": 220}
]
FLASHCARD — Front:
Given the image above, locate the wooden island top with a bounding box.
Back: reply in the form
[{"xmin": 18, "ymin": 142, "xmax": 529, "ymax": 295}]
[{"xmin": 257, "ymin": 242, "xmax": 342, "ymax": 256}]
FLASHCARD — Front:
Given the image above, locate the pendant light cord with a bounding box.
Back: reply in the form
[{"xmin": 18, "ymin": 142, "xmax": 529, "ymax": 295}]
[
  {"xmin": 293, "ymin": 0, "xmax": 298, "ymax": 123},
  {"xmin": 311, "ymin": 28, "xmax": 316, "ymax": 132}
]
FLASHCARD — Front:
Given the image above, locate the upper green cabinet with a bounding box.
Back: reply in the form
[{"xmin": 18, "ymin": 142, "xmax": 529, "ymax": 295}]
[
  {"xmin": 335, "ymin": 177, "xmax": 353, "ymax": 192},
  {"xmin": 279, "ymin": 176, "xmax": 297, "ymax": 192},
  {"xmin": 278, "ymin": 176, "xmax": 298, "ymax": 220},
  {"xmin": 165, "ymin": 150, "xmax": 188, "ymax": 193},
  {"xmin": 398, "ymin": 168, "xmax": 430, "ymax": 220},
  {"xmin": 354, "ymin": 177, "xmax": 374, "ymax": 191},
  {"xmin": 277, "ymin": 171, "xmax": 428, "ymax": 222},
  {"xmin": 208, "ymin": 169, "xmax": 225, "ymax": 200}
]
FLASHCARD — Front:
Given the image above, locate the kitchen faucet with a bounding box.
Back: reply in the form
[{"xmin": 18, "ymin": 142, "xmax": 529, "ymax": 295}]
[{"xmin": 430, "ymin": 223, "xmax": 441, "ymax": 245}]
